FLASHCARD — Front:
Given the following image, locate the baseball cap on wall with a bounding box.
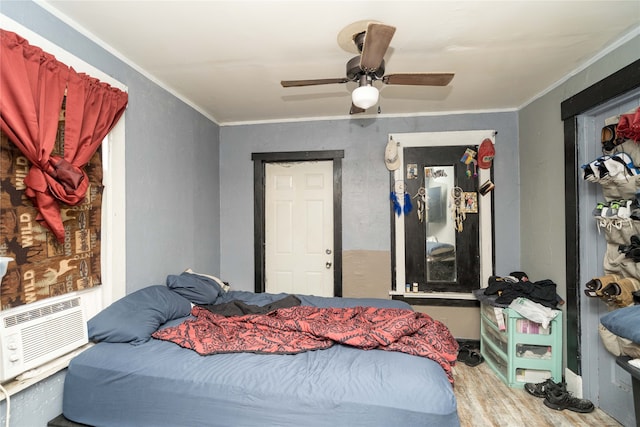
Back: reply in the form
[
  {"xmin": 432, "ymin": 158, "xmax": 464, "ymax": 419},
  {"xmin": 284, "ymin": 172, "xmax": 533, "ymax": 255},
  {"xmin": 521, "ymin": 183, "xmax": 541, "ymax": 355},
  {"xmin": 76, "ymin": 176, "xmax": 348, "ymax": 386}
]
[{"xmin": 477, "ymin": 139, "xmax": 495, "ymax": 169}]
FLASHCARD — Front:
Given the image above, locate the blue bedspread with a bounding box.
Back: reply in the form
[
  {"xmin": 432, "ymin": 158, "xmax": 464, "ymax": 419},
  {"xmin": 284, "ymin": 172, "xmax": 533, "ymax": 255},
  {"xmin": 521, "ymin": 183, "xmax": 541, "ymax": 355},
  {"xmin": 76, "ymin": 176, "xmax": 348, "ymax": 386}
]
[{"xmin": 64, "ymin": 291, "xmax": 459, "ymax": 427}]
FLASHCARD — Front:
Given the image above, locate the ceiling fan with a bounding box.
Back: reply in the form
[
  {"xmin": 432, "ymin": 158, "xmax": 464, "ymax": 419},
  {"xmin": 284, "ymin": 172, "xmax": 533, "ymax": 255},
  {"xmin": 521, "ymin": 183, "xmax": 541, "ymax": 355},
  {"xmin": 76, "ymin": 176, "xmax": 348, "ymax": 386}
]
[{"xmin": 281, "ymin": 21, "xmax": 455, "ymax": 114}]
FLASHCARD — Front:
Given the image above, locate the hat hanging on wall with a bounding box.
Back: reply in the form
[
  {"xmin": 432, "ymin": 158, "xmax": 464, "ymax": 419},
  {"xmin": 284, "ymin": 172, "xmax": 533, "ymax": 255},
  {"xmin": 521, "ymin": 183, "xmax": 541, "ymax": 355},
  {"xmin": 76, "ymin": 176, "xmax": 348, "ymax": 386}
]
[
  {"xmin": 385, "ymin": 138, "xmax": 400, "ymax": 171},
  {"xmin": 477, "ymin": 138, "xmax": 495, "ymax": 169}
]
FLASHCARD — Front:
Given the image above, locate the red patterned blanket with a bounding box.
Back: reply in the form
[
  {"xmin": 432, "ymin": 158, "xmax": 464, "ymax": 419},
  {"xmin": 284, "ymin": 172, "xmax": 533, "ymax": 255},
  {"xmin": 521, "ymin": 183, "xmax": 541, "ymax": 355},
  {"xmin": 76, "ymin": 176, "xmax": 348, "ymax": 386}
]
[{"xmin": 152, "ymin": 305, "xmax": 459, "ymax": 383}]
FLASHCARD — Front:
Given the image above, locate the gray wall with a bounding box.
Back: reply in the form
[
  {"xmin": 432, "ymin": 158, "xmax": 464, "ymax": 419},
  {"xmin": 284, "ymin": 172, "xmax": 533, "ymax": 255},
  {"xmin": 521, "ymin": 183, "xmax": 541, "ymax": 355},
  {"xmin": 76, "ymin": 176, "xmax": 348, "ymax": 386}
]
[
  {"xmin": 220, "ymin": 112, "xmax": 521, "ymax": 291},
  {"xmin": 1, "ymin": 2, "xmax": 221, "ymax": 425}
]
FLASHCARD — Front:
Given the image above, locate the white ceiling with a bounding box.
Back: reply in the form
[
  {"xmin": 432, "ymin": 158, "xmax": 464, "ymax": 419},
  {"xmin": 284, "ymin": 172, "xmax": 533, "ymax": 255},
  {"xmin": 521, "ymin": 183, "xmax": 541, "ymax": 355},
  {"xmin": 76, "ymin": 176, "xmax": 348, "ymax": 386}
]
[{"xmin": 40, "ymin": 1, "xmax": 640, "ymax": 125}]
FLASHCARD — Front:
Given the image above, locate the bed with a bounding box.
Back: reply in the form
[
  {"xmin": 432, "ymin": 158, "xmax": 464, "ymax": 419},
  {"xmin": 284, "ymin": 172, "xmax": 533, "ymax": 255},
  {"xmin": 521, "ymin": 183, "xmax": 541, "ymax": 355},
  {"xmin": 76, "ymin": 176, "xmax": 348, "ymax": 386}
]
[{"xmin": 62, "ymin": 272, "xmax": 460, "ymax": 427}]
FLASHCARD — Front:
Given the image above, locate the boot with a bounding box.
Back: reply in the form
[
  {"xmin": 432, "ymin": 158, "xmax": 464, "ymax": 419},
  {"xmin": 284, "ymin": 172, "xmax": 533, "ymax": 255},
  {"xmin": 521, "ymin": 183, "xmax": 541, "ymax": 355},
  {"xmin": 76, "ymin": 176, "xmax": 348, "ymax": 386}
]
[
  {"xmin": 609, "ymin": 277, "xmax": 640, "ymax": 307},
  {"xmin": 584, "ymin": 274, "xmax": 620, "ymax": 297}
]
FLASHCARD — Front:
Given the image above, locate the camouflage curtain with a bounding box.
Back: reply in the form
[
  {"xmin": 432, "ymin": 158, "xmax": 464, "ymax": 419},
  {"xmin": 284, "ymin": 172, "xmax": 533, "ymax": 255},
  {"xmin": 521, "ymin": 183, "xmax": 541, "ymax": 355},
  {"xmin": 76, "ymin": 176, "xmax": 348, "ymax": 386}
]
[{"xmin": 0, "ymin": 129, "xmax": 104, "ymax": 309}]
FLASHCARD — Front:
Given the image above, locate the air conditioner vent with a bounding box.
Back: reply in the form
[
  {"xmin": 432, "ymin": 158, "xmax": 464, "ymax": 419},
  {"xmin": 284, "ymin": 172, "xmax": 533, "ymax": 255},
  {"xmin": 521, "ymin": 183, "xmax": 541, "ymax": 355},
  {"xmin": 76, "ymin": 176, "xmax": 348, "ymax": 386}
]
[
  {"xmin": 22, "ymin": 311, "xmax": 86, "ymax": 363},
  {"xmin": 0, "ymin": 295, "xmax": 88, "ymax": 382},
  {"xmin": 3, "ymin": 297, "xmax": 80, "ymax": 328}
]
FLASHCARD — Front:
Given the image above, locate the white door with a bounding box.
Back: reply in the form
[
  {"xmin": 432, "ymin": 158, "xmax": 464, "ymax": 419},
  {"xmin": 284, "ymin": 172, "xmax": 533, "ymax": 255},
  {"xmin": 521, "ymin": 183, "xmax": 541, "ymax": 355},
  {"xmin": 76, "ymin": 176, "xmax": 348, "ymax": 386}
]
[{"xmin": 265, "ymin": 161, "xmax": 334, "ymax": 296}]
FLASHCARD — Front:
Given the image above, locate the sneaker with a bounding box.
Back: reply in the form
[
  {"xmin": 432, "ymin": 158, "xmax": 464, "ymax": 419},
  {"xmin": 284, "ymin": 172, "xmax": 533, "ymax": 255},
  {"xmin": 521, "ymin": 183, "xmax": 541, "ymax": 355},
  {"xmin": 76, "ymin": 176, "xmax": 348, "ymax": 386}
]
[
  {"xmin": 543, "ymin": 388, "xmax": 595, "ymax": 413},
  {"xmin": 627, "ymin": 247, "xmax": 640, "ymax": 262},
  {"xmin": 597, "ymin": 161, "xmax": 610, "ymax": 181},
  {"xmin": 582, "ymin": 164, "xmax": 597, "ymax": 181},
  {"xmin": 524, "ymin": 378, "xmax": 564, "ymax": 398},
  {"xmin": 592, "ymin": 202, "xmax": 607, "ymax": 217},
  {"xmin": 617, "ymin": 200, "xmax": 632, "ymax": 219},
  {"xmin": 601, "ymin": 125, "xmax": 626, "ymax": 151},
  {"xmin": 607, "ymin": 200, "xmax": 621, "ymax": 217}
]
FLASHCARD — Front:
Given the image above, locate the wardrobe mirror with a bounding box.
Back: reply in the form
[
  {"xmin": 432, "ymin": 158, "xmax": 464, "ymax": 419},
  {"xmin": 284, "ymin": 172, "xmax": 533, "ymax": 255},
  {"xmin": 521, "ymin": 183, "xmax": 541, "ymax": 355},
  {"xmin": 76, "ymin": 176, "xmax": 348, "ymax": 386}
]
[{"xmin": 424, "ymin": 165, "xmax": 456, "ymax": 282}]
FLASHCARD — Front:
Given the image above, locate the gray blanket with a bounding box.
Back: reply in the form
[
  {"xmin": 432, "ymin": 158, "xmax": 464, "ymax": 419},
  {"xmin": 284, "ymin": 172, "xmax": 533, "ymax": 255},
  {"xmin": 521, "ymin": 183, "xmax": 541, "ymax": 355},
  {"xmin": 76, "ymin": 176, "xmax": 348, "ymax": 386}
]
[{"xmin": 199, "ymin": 294, "xmax": 301, "ymax": 317}]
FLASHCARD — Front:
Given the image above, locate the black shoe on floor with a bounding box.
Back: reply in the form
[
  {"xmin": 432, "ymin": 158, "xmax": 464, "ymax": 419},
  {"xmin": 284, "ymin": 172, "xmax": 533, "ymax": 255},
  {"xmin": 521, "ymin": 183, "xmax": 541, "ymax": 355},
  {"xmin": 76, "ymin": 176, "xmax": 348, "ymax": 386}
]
[
  {"xmin": 456, "ymin": 345, "xmax": 484, "ymax": 367},
  {"xmin": 524, "ymin": 378, "xmax": 564, "ymax": 398},
  {"xmin": 543, "ymin": 388, "xmax": 595, "ymax": 413}
]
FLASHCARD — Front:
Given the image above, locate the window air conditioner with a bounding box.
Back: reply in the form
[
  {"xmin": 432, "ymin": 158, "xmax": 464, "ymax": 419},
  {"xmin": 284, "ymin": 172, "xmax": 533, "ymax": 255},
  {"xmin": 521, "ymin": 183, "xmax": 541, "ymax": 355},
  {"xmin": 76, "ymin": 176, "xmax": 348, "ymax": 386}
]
[{"xmin": 0, "ymin": 295, "xmax": 88, "ymax": 382}]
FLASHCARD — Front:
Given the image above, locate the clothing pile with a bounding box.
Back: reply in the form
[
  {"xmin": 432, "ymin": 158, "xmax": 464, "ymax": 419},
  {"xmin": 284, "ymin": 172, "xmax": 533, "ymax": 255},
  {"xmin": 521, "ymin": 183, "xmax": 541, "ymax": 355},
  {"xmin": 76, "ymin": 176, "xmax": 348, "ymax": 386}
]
[{"xmin": 483, "ymin": 271, "xmax": 564, "ymax": 309}]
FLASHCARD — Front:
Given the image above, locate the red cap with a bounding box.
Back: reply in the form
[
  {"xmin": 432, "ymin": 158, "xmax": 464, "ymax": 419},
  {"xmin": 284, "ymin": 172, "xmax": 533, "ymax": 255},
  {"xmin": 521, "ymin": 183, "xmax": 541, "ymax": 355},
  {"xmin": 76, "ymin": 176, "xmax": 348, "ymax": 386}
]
[{"xmin": 477, "ymin": 139, "xmax": 495, "ymax": 169}]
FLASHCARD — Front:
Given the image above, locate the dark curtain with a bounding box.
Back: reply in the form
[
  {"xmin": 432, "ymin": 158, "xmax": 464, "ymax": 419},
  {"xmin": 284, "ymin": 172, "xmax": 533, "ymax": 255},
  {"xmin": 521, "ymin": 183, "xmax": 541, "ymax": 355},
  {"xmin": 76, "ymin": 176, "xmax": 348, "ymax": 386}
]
[{"xmin": 0, "ymin": 29, "xmax": 128, "ymax": 242}]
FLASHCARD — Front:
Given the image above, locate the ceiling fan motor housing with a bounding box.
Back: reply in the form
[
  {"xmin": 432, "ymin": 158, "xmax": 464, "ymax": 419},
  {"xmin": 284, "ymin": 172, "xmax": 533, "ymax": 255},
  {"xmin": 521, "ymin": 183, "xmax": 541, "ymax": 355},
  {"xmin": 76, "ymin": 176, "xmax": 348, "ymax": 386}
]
[
  {"xmin": 353, "ymin": 31, "xmax": 366, "ymax": 53},
  {"xmin": 346, "ymin": 56, "xmax": 385, "ymax": 81}
]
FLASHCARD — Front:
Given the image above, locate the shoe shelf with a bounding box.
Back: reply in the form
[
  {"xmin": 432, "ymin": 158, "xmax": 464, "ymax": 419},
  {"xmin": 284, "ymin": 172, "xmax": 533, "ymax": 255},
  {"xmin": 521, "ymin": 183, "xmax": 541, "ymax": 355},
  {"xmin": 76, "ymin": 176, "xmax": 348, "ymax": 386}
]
[{"xmin": 480, "ymin": 302, "xmax": 563, "ymax": 388}]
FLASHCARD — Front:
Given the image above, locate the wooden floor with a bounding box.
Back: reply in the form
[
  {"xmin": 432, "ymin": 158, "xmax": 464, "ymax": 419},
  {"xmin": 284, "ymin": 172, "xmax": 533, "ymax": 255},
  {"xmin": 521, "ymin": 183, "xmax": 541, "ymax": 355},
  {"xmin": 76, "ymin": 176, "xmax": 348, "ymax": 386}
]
[{"xmin": 453, "ymin": 361, "xmax": 622, "ymax": 427}]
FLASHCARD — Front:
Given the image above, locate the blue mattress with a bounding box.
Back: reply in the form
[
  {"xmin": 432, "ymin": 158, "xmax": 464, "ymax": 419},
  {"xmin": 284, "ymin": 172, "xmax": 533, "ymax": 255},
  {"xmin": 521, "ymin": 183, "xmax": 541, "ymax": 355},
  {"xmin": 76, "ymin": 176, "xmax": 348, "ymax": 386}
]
[{"xmin": 63, "ymin": 290, "xmax": 459, "ymax": 426}]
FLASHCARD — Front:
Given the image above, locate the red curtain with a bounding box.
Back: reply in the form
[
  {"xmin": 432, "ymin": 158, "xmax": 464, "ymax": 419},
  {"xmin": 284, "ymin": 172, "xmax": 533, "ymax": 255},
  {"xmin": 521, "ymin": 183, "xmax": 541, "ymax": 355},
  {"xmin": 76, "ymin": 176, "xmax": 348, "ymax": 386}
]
[{"xmin": 0, "ymin": 29, "xmax": 128, "ymax": 242}]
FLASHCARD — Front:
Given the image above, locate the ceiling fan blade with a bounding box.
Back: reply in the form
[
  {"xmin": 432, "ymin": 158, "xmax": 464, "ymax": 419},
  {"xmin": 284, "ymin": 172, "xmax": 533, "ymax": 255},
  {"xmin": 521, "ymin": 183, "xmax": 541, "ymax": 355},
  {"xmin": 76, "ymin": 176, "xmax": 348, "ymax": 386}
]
[
  {"xmin": 382, "ymin": 73, "xmax": 455, "ymax": 86},
  {"xmin": 359, "ymin": 23, "xmax": 396, "ymax": 72},
  {"xmin": 281, "ymin": 78, "xmax": 349, "ymax": 87},
  {"xmin": 349, "ymin": 103, "xmax": 366, "ymax": 115}
]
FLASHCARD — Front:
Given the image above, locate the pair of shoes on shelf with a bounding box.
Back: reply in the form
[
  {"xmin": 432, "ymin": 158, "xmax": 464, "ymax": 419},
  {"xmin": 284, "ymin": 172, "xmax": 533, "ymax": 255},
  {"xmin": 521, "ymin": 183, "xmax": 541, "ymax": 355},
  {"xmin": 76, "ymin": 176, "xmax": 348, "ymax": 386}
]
[
  {"xmin": 456, "ymin": 345, "xmax": 484, "ymax": 367},
  {"xmin": 582, "ymin": 152, "xmax": 640, "ymax": 184},
  {"xmin": 524, "ymin": 378, "xmax": 595, "ymax": 413},
  {"xmin": 593, "ymin": 199, "xmax": 632, "ymax": 219},
  {"xmin": 585, "ymin": 273, "xmax": 640, "ymax": 307},
  {"xmin": 584, "ymin": 274, "xmax": 620, "ymax": 298}
]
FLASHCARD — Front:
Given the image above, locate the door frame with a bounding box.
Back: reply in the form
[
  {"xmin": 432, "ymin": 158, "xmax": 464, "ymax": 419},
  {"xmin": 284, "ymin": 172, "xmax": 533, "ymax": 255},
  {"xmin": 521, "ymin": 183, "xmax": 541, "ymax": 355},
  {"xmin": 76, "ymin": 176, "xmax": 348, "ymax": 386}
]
[
  {"xmin": 252, "ymin": 150, "xmax": 344, "ymax": 295},
  {"xmin": 562, "ymin": 58, "xmax": 640, "ymax": 375},
  {"xmin": 389, "ymin": 130, "xmax": 495, "ymax": 307}
]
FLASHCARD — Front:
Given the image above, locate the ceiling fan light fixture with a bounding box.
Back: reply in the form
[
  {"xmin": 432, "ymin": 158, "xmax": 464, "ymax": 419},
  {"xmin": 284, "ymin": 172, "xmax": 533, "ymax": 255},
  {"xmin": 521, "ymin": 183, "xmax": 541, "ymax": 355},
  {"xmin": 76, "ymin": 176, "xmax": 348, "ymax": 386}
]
[{"xmin": 352, "ymin": 84, "xmax": 379, "ymax": 110}]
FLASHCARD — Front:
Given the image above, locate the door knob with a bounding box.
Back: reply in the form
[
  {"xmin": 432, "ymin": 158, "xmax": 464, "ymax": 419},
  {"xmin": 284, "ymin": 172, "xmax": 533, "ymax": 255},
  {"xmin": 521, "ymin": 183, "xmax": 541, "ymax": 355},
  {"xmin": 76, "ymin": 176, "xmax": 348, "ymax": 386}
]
[{"xmin": 326, "ymin": 262, "xmax": 332, "ymax": 269}]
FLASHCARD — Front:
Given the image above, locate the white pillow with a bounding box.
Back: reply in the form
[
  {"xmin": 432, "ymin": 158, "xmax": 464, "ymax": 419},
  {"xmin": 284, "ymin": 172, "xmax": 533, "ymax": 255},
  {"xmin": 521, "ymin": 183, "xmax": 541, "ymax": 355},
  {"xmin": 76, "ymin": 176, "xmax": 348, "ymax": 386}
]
[{"xmin": 184, "ymin": 268, "xmax": 230, "ymax": 292}]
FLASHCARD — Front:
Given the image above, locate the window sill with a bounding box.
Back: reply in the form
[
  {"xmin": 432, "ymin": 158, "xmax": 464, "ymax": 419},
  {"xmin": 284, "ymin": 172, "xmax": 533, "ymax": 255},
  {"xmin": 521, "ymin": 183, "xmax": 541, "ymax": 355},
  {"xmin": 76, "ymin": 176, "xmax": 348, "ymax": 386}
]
[
  {"xmin": 390, "ymin": 290, "xmax": 477, "ymax": 299},
  {"xmin": 390, "ymin": 291, "xmax": 480, "ymax": 307},
  {"xmin": 0, "ymin": 343, "xmax": 93, "ymax": 400}
]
